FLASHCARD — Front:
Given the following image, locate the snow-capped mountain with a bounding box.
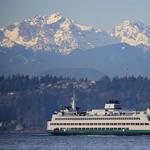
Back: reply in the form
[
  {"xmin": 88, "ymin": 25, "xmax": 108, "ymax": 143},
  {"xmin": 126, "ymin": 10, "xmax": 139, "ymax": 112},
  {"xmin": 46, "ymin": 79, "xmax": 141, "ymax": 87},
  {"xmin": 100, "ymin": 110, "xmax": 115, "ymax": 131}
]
[
  {"xmin": 0, "ymin": 12, "xmax": 118, "ymax": 54},
  {"xmin": 0, "ymin": 13, "xmax": 150, "ymax": 55},
  {"xmin": 112, "ymin": 20, "xmax": 150, "ymax": 46},
  {"xmin": 1, "ymin": 13, "xmax": 150, "ymax": 78}
]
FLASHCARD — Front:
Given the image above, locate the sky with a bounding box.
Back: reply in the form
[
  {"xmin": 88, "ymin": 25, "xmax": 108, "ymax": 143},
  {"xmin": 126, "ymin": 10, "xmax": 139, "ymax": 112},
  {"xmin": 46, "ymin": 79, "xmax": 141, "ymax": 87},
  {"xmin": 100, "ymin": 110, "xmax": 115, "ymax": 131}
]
[{"xmin": 0, "ymin": 0, "xmax": 150, "ymax": 30}]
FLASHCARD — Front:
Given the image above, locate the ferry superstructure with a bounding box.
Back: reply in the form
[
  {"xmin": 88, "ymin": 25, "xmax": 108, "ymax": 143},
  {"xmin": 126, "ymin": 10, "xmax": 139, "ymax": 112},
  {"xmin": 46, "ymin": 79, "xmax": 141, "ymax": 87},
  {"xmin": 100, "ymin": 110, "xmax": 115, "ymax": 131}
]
[{"xmin": 47, "ymin": 96, "xmax": 150, "ymax": 135}]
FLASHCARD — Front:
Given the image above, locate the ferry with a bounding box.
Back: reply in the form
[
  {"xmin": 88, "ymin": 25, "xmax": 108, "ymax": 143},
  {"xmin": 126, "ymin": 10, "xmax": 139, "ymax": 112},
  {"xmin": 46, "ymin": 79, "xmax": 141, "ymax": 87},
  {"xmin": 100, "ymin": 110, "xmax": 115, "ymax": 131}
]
[{"xmin": 47, "ymin": 95, "xmax": 150, "ymax": 135}]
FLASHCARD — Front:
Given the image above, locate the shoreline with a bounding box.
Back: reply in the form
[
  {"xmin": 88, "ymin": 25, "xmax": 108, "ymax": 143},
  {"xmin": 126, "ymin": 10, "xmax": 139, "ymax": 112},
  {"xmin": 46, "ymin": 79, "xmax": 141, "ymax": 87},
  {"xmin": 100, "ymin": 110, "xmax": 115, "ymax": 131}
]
[{"xmin": 0, "ymin": 130, "xmax": 47, "ymax": 134}]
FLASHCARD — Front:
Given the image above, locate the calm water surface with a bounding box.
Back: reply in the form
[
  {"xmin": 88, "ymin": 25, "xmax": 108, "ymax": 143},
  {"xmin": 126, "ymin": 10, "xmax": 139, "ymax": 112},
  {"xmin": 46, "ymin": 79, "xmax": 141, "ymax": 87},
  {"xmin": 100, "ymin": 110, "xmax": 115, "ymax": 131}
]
[{"xmin": 0, "ymin": 133, "xmax": 150, "ymax": 150}]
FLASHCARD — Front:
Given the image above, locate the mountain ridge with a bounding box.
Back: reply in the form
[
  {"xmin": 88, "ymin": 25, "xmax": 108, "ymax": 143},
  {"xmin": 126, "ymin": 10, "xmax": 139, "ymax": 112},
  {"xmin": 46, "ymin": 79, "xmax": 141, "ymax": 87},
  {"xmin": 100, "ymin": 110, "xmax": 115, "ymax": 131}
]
[
  {"xmin": 1, "ymin": 43, "xmax": 150, "ymax": 77},
  {"xmin": 0, "ymin": 12, "xmax": 118, "ymax": 54},
  {"xmin": 1, "ymin": 13, "xmax": 150, "ymax": 78},
  {"xmin": 1, "ymin": 12, "xmax": 150, "ymax": 54},
  {"xmin": 112, "ymin": 20, "xmax": 150, "ymax": 46}
]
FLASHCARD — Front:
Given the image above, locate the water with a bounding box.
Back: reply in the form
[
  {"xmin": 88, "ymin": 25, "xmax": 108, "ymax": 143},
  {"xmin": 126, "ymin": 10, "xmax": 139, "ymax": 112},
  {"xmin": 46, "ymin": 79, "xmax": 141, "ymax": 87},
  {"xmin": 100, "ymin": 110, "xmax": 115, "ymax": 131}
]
[{"xmin": 0, "ymin": 133, "xmax": 150, "ymax": 150}]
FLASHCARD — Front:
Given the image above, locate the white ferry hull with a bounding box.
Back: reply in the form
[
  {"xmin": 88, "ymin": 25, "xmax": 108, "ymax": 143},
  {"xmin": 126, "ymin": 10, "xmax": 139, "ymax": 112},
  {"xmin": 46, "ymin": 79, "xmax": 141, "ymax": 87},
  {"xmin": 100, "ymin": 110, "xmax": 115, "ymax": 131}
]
[{"xmin": 47, "ymin": 99, "xmax": 150, "ymax": 136}]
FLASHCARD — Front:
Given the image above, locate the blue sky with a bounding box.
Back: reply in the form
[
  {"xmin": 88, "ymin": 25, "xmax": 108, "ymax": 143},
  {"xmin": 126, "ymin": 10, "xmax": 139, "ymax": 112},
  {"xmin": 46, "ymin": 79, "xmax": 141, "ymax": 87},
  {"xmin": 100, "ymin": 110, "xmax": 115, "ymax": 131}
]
[{"xmin": 0, "ymin": 0, "xmax": 150, "ymax": 30}]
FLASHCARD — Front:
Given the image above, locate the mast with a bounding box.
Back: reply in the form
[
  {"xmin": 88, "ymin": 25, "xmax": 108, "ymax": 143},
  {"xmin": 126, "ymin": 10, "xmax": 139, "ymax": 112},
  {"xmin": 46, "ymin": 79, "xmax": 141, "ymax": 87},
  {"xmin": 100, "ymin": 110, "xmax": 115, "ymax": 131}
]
[{"xmin": 71, "ymin": 90, "xmax": 77, "ymax": 111}]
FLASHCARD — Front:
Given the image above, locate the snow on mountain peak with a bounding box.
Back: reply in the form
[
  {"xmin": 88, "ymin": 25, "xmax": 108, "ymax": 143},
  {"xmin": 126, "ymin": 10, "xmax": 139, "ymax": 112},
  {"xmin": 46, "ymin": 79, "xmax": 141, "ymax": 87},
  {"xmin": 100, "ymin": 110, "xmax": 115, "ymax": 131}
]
[
  {"xmin": 60, "ymin": 18, "xmax": 74, "ymax": 30},
  {"xmin": 112, "ymin": 20, "xmax": 150, "ymax": 46},
  {"xmin": 0, "ymin": 12, "xmax": 118, "ymax": 54},
  {"xmin": 75, "ymin": 23, "xmax": 93, "ymax": 31},
  {"xmin": 47, "ymin": 12, "xmax": 63, "ymax": 25},
  {"xmin": 1, "ymin": 12, "xmax": 150, "ymax": 55}
]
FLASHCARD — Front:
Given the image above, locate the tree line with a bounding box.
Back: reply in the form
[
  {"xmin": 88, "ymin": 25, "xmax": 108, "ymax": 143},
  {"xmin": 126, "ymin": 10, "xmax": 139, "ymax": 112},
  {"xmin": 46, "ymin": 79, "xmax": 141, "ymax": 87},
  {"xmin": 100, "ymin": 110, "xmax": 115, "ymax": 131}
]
[{"xmin": 0, "ymin": 75, "xmax": 150, "ymax": 130}]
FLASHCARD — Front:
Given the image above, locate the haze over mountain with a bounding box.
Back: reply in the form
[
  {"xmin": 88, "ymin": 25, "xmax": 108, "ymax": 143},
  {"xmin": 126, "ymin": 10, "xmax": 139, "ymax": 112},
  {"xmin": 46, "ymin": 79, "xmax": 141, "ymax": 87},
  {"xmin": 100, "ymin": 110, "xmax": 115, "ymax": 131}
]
[
  {"xmin": 1, "ymin": 43, "xmax": 150, "ymax": 77},
  {"xmin": 0, "ymin": 12, "xmax": 150, "ymax": 78}
]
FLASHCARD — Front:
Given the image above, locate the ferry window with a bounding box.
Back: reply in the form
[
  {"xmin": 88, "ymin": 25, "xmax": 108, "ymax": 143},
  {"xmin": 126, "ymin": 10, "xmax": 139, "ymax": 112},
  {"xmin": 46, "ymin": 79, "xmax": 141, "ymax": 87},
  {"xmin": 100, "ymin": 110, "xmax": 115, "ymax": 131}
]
[
  {"xmin": 145, "ymin": 123, "xmax": 149, "ymax": 125},
  {"xmin": 126, "ymin": 123, "xmax": 130, "ymax": 125}
]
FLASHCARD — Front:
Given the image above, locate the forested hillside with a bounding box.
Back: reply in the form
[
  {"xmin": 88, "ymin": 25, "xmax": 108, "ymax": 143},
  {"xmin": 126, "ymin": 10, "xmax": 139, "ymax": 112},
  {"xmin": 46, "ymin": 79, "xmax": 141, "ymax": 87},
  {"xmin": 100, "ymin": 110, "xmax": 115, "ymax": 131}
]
[{"xmin": 0, "ymin": 75, "xmax": 150, "ymax": 131}]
